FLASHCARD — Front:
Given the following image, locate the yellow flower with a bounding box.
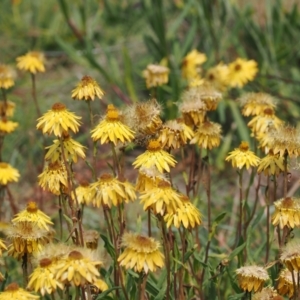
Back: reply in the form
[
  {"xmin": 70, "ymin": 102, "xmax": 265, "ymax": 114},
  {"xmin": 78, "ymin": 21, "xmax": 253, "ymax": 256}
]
[
  {"xmin": 190, "ymin": 120, "xmax": 222, "ymax": 149},
  {"xmin": 90, "ymin": 173, "xmax": 133, "ymax": 208},
  {"xmin": 252, "ymin": 286, "xmax": 279, "ymax": 300},
  {"xmin": 272, "ymin": 197, "xmax": 300, "ymax": 229},
  {"xmin": 227, "ymin": 58, "xmax": 258, "ymax": 88},
  {"xmin": 179, "ymin": 87, "xmax": 208, "ymax": 126},
  {"xmin": 262, "ymin": 124, "xmax": 300, "ymax": 157},
  {"xmin": 280, "ymin": 239, "xmax": 300, "ymax": 272},
  {"xmin": 72, "ymin": 181, "xmax": 93, "ymax": 205},
  {"xmin": 133, "ymin": 140, "xmax": 176, "ymax": 173},
  {"xmin": 277, "ymin": 268, "xmax": 296, "ymax": 298},
  {"xmin": 37, "ymin": 103, "xmax": 81, "ymax": 137},
  {"xmin": 34, "ymin": 243, "xmax": 71, "ymax": 264},
  {"xmin": 225, "ymin": 141, "xmax": 260, "ymax": 169},
  {"xmin": 181, "ymin": 49, "xmax": 207, "ymax": 80},
  {"xmin": 257, "ymin": 150, "xmax": 285, "ymax": 176},
  {"xmin": 194, "ymin": 83, "xmax": 222, "ymax": 111},
  {"xmin": 55, "ymin": 250, "xmax": 103, "ymax": 286},
  {"xmin": 205, "ymin": 63, "xmax": 229, "ymax": 91},
  {"xmin": 0, "ymin": 282, "xmax": 39, "ymax": 300},
  {"xmin": 27, "ymin": 258, "xmax": 63, "ymax": 296},
  {"xmin": 238, "ymin": 93, "xmax": 277, "ymax": 117},
  {"xmin": 118, "ymin": 232, "xmax": 164, "ymax": 273},
  {"xmin": 0, "ymin": 162, "xmax": 20, "ymax": 185},
  {"xmin": 12, "ymin": 201, "xmax": 53, "ymax": 231},
  {"xmin": 140, "ymin": 180, "xmax": 182, "ymax": 215},
  {"xmin": 142, "ymin": 64, "xmax": 170, "ymax": 89},
  {"xmin": 92, "ymin": 279, "xmax": 108, "ymax": 292},
  {"xmin": 248, "ymin": 108, "xmax": 282, "ymax": 136},
  {"xmin": 45, "ymin": 133, "xmax": 86, "ymax": 163},
  {"xmin": 164, "ymin": 195, "xmax": 202, "ymax": 228},
  {"xmin": 136, "ymin": 166, "xmax": 169, "ymax": 192},
  {"xmin": 91, "ymin": 105, "xmax": 135, "ymax": 146},
  {"xmin": 38, "ymin": 162, "xmax": 68, "ymax": 195},
  {"xmin": 236, "ymin": 265, "xmax": 269, "ymax": 292},
  {"xmin": 0, "ymin": 118, "xmax": 18, "ymax": 134},
  {"xmin": 158, "ymin": 119, "xmax": 194, "ymax": 149},
  {"xmin": 0, "ymin": 64, "xmax": 16, "ymax": 89},
  {"xmin": 122, "ymin": 99, "xmax": 162, "ymax": 135},
  {"xmin": 5, "ymin": 222, "xmax": 53, "ymax": 257},
  {"xmin": 84, "ymin": 230, "xmax": 99, "ymax": 250},
  {"xmin": 72, "ymin": 75, "xmax": 104, "ymax": 101},
  {"xmin": 0, "ymin": 238, "xmax": 7, "ymax": 256},
  {"xmin": 16, "ymin": 51, "xmax": 45, "ymax": 74},
  {"xmin": 0, "ymin": 100, "xmax": 16, "ymax": 117}
]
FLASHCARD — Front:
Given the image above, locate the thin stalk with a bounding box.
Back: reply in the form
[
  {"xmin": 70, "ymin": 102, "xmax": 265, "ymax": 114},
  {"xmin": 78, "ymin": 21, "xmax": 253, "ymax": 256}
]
[
  {"xmin": 148, "ymin": 210, "xmax": 152, "ymax": 237},
  {"xmin": 111, "ymin": 142, "xmax": 120, "ymax": 176},
  {"xmin": 178, "ymin": 228, "xmax": 186, "ymax": 299},
  {"xmin": 22, "ymin": 253, "xmax": 28, "ymax": 286},
  {"xmin": 236, "ymin": 169, "xmax": 244, "ymax": 245},
  {"xmin": 291, "ymin": 270, "xmax": 297, "ymax": 300},
  {"xmin": 187, "ymin": 146, "xmax": 196, "ymax": 196},
  {"xmin": 265, "ymin": 175, "xmax": 270, "ymax": 263},
  {"xmin": 30, "ymin": 73, "xmax": 42, "ymax": 118},
  {"xmin": 59, "ymin": 195, "xmax": 63, "ymax": 240},
  {"xmin": 138, "ymin": 273, "xmax": 148, "ymax": 300}
]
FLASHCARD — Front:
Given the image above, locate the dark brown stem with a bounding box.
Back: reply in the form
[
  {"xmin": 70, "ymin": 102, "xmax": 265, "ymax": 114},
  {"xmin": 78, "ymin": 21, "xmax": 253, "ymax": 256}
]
[
  {"xmin": 236, "ymin": 169, "xmax": 243, "ymax": 244},
  {"xmin": 265, "ymin": 175, "xmax": 270, "ymax": 263},
  {"xmin": 148, "ymin": 210, "xmax": 152, "ymax": 237}
]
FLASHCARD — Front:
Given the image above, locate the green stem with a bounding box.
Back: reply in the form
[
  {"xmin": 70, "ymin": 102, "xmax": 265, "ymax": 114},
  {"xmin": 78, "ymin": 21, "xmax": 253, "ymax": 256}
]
[
  {"xmin": 265, "ymin": 175, "xmax": 270, "ymax": 263},
  {"xmin": 31, "ymin": 73, "xmax": 42, "ymax": 118}
]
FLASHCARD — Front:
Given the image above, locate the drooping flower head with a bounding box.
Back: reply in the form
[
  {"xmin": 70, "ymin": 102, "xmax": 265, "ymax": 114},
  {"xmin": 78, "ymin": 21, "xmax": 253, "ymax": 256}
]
[
  {"xmin": 0, "ymin": 283, "xmax": 39, "ymax": 300},
  {"xmin": 72, "ymin": 180, "xmax": 93, "ymax": 205},
  {"xmin": 27, "ymin": 258, "xmax": 63, "ymax": 296},
  {"xmin": 194, "ymin": 83, "xmax": 222, "ymax": 111},
  {"xmin": 238, "ymin": 93, "xmax": 277, "ymax": 117},
  {"xmin": 277, "ymin": 268, "xmax": 297, "ymax": 298},
  {"xmin": 0, "ymin": 239, "xmax": 7, "ymax": 256},
  {"xmin": 158, "ymin": 119, "xmax": 194, "ymax": 149},
  {"xmin": 72, "ymin": 75, "xmax": 104, "ymax": 101},
  {"xmin": 0, "ymin": 118, "xmax": 18, "ymax": 134},
  {"xmin": 37, "ymin": 103, "xmax": 81, "ymax": 137},
  {"xmin": 84, "ymin": 230, "xmax": 99, "ymax": 250},
  {"xmin": 227, "ymin": 58, "xmax": 258, "ymax": 88},
  {"xmin": 252, "ymin": 286, "xmax": 280, "ymax": 300},
  {"xmin": 38, "ymin": 161, "xmax": 68, "ymax": 195},
  {"xmin": 190, "ymin": 120, "xmax": 222, "ymax": 149},
  {"xmin": 257, "ymin": 150, "xmax": 285, "ymax": 176},
  {"xmin": 280, "ymin": 239, "xmax": 300, "ymax": 272},
  {"xmin": 91, "ymin": 104, "xmax": 135, "ymax": 146},
  {"xmin": 164, "ymin": 195, "xmax": 202, "ymax": 228},
  {"xmin": 0, "ymin": 100, "xmax": 16, "ymax": 117},
  {"xmin": 0, "ymin": 162, "xmax": 20, "ymax": 185},
  {"xmin": 181, "ymin": 49, "xmax": 207, "ymax": 81},
  {"xmin": 225, "ymin": 141, "xmax": 260, "ymax": 169},
  {"xmin": 142, "ymin": 64, "xmax": 170, "ymax": 89},
  {"xmin": 0, "ymin": 64, "xmax": 16, "ymax": 89},
  {"xmin": 236, "ymin": 265, "xmax": 269, "ymax": 293},
  {"xmin": 45, "ymin": 132, "xmax": 86, "ymax": 163},
  {"xmin": 12, "ymin": 201, "xmax": 53, "ymax": 231},
  {"xmin": 140, "ymin": 180, "xmax": 182, "ymax": 215},
  {"xmin": 118, "ymin": 232, "xmax": 164, "ymax": 273},
  {"xmin": 133, "ymin": 140, "xmax": 177, "ymax": 173},
  {"xmin": 16, "ymin": 51, "xmax": 45, "ymax": 74}
]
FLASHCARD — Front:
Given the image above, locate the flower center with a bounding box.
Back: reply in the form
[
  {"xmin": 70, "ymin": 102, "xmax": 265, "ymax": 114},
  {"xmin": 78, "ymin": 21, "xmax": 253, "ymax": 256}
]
[
  {"xmin": 80, "ymin": 180, "xmax": 90, "ymax": 187},
  {"xmin": 0, "ymin": 162, "xmax": 8, "ymax": 168},
  {"xmin": 40, "ymin": 258, "xmax": 53, "ymax": 268},
  {"xmin": 239, "ymin": 141, "xmax": 249, "ymax": 152},
  {"xmin": 135, "ymin": 235, "xmax": 154, "ymax": 248},
  {"xmin": 158, "ymin": 180, "xmax": 171, "ymax": 189},
  {"xmin": 52, "ymin": 103, "xmax": 66, "ymax": 111},
  {"xmin": 48, "ymin": 161, "xmax": 63, "ymax": 171},
  {"xmin": 106, "ymin": 109, "xmax": 119, "ymax": 121},
  {"xmin": 69, "ymin": 250, "xmax": 83, "ymax": 260},
  {"xmin": 263, "ymin": 108, "xmax": 274, "ymax": 116},
  {"xmin": 27, "ymin": 201, "xmax": 38, "ymax": 213},
  {"xmin": 147, "ymin": 140, "xmax": 161, "ymax": 151},
  {"xmin": 282, "ymin": 197, "xmax": 294, "ymax": 208},
  {"xmin": 234, "ymin": 64, "xmax": 242, "ymax": 71},
  {"xmin": 100, "ymin": 173, "xmax": 113, "ymax": 182},
  {"xmin": 5, "ymin": 282, "xmax": 19, "ymax": 291},
  {"xmin": 81, "ymin": 75, "xmax": 93, "ymax": 85}
]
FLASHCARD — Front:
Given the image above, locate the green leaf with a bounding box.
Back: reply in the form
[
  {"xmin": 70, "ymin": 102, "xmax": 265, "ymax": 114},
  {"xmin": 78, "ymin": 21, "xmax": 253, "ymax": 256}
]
[
  {"xmin": 95, "ymin": 286, "xmax": 121, "ymax": 299},
  {"xmin": 228, "ymin": 243, "xmax": 246, "ymax": 261},
  {"xmin": 208, "ymin": 212, "xmax": 227, "ymax": 241},
  {"xmin": 100, "ymin": 234, "xmax": 116, "ymax": 260}
]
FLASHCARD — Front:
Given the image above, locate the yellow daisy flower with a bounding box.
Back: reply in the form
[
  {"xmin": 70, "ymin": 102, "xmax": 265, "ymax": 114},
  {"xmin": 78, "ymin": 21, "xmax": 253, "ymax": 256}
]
[
  {"xmin": 133, "ymin": 140, "xmax": 176, "ymax": 173},
  {"xmin": 181, "ymin": 49, "xmax": 207, "ymax": 80},
  {"xmin": 136, "ymin": 166, "xmax": 169, "ymax": 192},
  {"xmin": 272, "ymin": 197, "xmax": 300, "ymax": 229},
  {"xmin": 45, "ymin": 133, "xmax": 86, "ymax": 163},
  {"xmin": 280, "ymin": 239, "xmax": 300, "ymax": 272},
  {"xmin": 12, "ymin": 201, "xmax": 53, "ymax": 231},
  {"xmin": 118, "ymin": 232, "xmax": 164, "ymax": 273},
  {"xmin": 55, "ymin": 250, "xmax": 103, "ymax": 286},
  {"xmin": 5, "ymin": 222, "xmax": 53, "ymax": 257},
  {"xmin": 0, "ymin": 162, "xmax": 20, "ymax": 185},
  {"xmin": 37, "ymin": 103, "xmax": 81, "ymax": 137},
  {"xmin": 122, "ymin": 99, "xmax": 162, "ymax": 135},
  {"xmin": 0, "ymin": 238, "xmax": 7, "ymax": 256},
  {"xmin": 190, "ymin": 120, "xmax": 222, "ymax": 149},
  {"xmin": 0, "ymin": 100, "xmax": 16, "ymax": 117},
  {"xmin": 227, "ymin": 58, "xmax": 258, "ymax": 88},
  {"xmin": 0, "ymin": 283, "xmax": 39, "ymax": 300},
  {"xmin": 91, "ymin": 105, "xmax": 135, "ymax": 146},
  {"xmin": 257, "ymin": 150, "xmax": 285, "ymax": 176},
  {"xmin": 72, "ymin": 75, "xmax": 104, "ymax": 101},
  {"xmin": 252, "ymin": 287, "xmax": 279, "ymax": 300},
  {"xmin": 72, "ymin": 181, "xmax": 93, "ymax": 205},
  {"xmin": 92, "ymin": 279, "xmax": 108, "ymax": 293},
  {"xmin": 238, "ymin": 92, "xmax": 277, "ymax": 117},
  {"xmin": 140, "ymin": 180, "xmax": 182, "ymax": 215},
  {"xmin": 142, "ymin": 64, "xmax": 170, "ymax": 89},
  {"xmin": 27, "ymin": 258, "xmax": 63, "ymax": 296},
  {"xmin": 16, "ymin": 51, "xmax": 45, "ymax": 74},
  {"xmin": 0, "ymin": 118, "xmax": 18, "ymax": 134},
  {"xmin": 158, "ymin": 119, "xmax": 194, "ymax": 149},
  {"xmin": 0, "ymin": 64, "xmax": 16, "ymax": 89},
  {"xmin": 164, "ymin": 195, "xmax": 202, "ymax": 228},
  {"xmin": 194, "ymin": 83, "xmax": 222, "ymax": 111},
  {"xmin": 225, "ymin": 141, "xmax": 260, "ymax": 169},
  {"xmin": 236, "ymin": 265, "xmax": 269, "ymax": 293},
  {"xmin": 205, "ymin": 63, "xmax": 229, "ymax": 91},
  {"xmin": 34, "ymin": 243, "xmax": 71, "ymax": 264},
  {"xmin": 90, "ymin": 173, "xmax": 128, "ymax": 208},
  {"xmin": 38, "ymin": 162, "xmax": 68, "ymax": 195},
  {"xmin": 277, "ymin": 268, "xmax": 296, "ymax": 298}
]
